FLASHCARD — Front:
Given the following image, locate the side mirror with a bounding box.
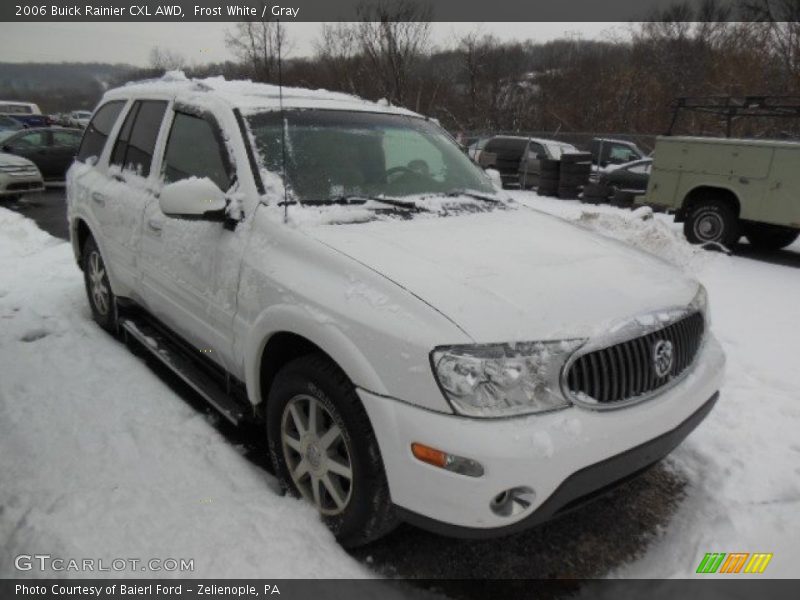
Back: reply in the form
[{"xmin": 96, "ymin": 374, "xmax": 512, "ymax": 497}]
[
  {"xmin": 159, "ymin": 177, "xmax": 227, "ymax": 220},
  {"xmin": 484, "ymin": 168, "xmax": 503, "ymax": 190}
]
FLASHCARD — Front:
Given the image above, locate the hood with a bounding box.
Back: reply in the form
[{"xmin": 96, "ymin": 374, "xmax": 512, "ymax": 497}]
[
  {"xmin": 305, "ymin": 206, "xmax": 699, "ymax": 343},
  {"xmin": 0, "ymin": 152, "xmax": 36, "ymax": 168}
]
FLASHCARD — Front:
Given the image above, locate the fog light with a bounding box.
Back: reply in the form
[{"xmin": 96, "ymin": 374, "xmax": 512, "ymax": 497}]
[
  {"xmin": 490, "ymin": 486, "xmax": 535, "ymax": 517},
  {"xmin": 411, "ymin": 442, "xmax": 484, "ymax": 477}
]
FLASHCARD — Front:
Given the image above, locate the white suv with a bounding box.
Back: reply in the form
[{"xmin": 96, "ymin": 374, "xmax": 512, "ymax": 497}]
[{"xmin": 67, "ymin": 74, "xmax": 725, "ymax": 546}]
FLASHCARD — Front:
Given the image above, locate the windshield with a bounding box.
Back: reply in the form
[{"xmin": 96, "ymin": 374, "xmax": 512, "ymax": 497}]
[{"xmin": 247, "ymin": 110, "xmax": 496, "ymax": 204}]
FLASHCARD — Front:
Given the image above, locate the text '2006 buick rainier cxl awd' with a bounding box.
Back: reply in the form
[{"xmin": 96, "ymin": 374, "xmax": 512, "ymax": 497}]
[{"xmin": 66, "ymin": 74, "xmax": 725, "ymax": 547}]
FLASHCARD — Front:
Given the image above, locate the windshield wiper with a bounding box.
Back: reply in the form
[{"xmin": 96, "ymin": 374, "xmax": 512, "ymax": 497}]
[
  {"xmin": 304, "ymin": 195, "xmax": 428, "ymax": 212},
  {"xmin": 443, "ymin": 189, "xmax": 503, "ymax": 203}
]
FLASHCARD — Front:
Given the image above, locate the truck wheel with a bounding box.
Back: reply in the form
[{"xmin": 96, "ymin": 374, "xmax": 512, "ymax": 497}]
[
  {"xmin": 684, "ymin": 199, "xmax": 740, "ymax": 247},
  {"xmin": 82, "ymin": 237, "xmax": 117, "ymax": 332},
  {"xmin": 745, "ymin": 224, "xmax": 800, "ymax": 251},
  {"xmin": 267, "ymin": 353, "xmax": 397, "ymax": 547}
]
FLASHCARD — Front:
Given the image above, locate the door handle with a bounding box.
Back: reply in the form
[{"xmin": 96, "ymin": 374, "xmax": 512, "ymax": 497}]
[
  {"xmin": 91, "ymin": 192, "xmax": 106, "ymax": 206},
  {"xmin": 147, "ymin": 218, "xmax": 163, "ymax": 233}
]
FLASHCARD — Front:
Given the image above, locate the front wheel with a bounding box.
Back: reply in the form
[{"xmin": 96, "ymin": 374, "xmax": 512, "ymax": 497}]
[
  {"xmin": 266, "ymin": 354, "xmax": 397, "ymax": 547},
  {"xmin": 81, "ymin": 237, "xmax": 117, "ymax": 331},
  {"xmin": 684, "ymin": 199, "xmax": 740, "ymax": 247}
]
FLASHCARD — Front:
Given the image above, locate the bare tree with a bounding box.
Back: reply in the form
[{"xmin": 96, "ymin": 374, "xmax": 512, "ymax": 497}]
[
  {"xmin": 225, "ymin": 15, "xmax": 290, "ymax": 83},
  {"xmin": 355, "ymin": 0, "xmax": 432, "ymax": 106},
  {"xmin": 149, "ymin": 47, "xmax": 186, "ymax": 72}
]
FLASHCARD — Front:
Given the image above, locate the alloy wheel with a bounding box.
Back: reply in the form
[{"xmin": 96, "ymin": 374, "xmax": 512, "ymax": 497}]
[{"xmin": 280, "ymin": 394, "xmax": 354, "ymax": 516}]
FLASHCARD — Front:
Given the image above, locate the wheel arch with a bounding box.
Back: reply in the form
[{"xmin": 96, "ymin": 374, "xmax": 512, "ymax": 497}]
[
  {"xmin": 244, "ymin": 305, "xmax": 389, "ymax": 411},
  {"xmin": 73, "ymin": 218, "xmax": 93, "ymax": 269},
  {"xmin": 678, "ymin": 185, "xmax": 741, "ymax": 222}
]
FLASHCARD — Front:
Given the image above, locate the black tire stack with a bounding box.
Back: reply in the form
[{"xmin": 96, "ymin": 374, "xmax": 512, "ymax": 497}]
[
  {"xmin": 558, "ymin": 153, "xmax": 592, "ymax": 199},
  {"xmin": 537, "ymin": 158, "xmax": 560, "ymax": 196},
  {"xmin": 581, "ymin": 181, "xmax": 612, "ymax": 204}
]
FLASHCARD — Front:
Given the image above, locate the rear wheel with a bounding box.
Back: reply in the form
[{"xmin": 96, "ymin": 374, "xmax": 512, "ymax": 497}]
[
  {"xmin": 267, "ymin": 354, "xmax": 397, "ymax": 547},
  {"xmin": 745, "ymin": 223, "xmax": 800, "ymax": 251},
  {"xmin": 684, "ymin": 199, "xmax": 740, "ymax": 247},
  {"xmin": 81, "ymin": 237, "xmax": 117, "ymax": 331}
]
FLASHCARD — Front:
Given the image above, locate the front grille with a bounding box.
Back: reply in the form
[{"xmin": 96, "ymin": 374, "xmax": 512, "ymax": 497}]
[
  {"xmin": 6, "ymin": 181, "xmax": 42, "ymax": 191},
  {"xmin": 566, "ymin": 311, "xmax": 705, "ymax": 405}
]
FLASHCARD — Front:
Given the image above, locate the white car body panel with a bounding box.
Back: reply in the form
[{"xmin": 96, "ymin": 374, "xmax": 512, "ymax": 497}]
[{"xmin": 66, "ymin": 74, "xmax": 725, "ymax": 535}]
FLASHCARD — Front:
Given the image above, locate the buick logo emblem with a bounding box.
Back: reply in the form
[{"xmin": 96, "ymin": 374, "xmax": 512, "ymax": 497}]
[{"xmin": 653, "ymin": 339, "xmax": 674, "ymax": 378}]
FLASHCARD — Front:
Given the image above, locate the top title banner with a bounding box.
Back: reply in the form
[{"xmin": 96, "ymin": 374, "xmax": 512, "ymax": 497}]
[{"xmin": 1, "ymin": 0, "xmax": 762, "ymax": 22}]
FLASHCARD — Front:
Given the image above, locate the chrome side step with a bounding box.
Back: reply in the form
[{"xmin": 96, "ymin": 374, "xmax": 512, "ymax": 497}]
[{"xmin": 120, "ymin": 318, "xmax": 246, "ymax": 425}]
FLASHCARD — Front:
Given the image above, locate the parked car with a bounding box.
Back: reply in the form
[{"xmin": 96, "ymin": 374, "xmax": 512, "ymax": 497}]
[
  {"xmin": 67, "ymin": 76, "xmax": 724, "ymax": 547},
  {"xmin": 467, "ymin": 137, "xmax": 489, "ymax": 162},
  {"xmin": 590, "ymin": 138, "xmax": 645, "ymax": 167},
  {"xmin": 0, "ymin": 127, "xmax": 82, "ymax": 181},
  {"xmin": 518, "ymin": 138, "xmax": 579, "ymax": 188},
  {"xmin": 642, "ymin": 136, "xmax": 800, "ymax": 250},
  {"xmin": 0, "ymin": 115, "xmax": 24, "ymax": 133},
  {"xmin": 0, "ymin": 152, "xmax": 44, "ymax": 201},
  {"xmin": 68, "ymin": 110, "xmax": 93, "ymax": 129},
  {"xmin": 0, "ymin": 101, "xmax": 50, "ymax": 128},
  {"xmin": 477, "ymin": 136, "xmax": 531, "ymax": 186},
  {"xmin": 586, "ymin": 158, "xmax": 653, "ymax": 206}
]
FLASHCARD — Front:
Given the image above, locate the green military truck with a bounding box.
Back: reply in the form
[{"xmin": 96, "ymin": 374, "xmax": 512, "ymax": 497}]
[{"xmin": 640, "ymin": 96, "xmax": 800, "ymax": 251}]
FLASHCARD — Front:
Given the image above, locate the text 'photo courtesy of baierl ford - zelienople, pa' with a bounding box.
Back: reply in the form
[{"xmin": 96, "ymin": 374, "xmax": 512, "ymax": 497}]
[{"xmin": 0, "ymin": 1, "xmax": 799, "ymax": 600}]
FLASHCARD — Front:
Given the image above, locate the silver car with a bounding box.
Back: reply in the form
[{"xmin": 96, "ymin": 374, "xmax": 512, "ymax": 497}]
[{"xmin": 0, "ymin": 152, "xmax": 44, "ymax": 201}]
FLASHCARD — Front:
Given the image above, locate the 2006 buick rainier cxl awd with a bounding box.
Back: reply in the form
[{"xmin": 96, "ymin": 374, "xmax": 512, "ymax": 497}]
[{"xmin": 67, "ymin": 74, "xmax": 725, "ymax": 547}]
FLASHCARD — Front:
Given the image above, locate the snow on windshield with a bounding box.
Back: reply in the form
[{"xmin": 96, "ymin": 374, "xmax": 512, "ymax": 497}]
[{"xmin": 246, "ymin": 109, "xmax": 496, "ymax": 206}]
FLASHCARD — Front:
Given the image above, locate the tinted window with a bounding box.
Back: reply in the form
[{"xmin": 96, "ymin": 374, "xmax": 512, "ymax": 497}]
[
  {"xmin": 526, "ymin": 142, "xmax": 545, "ymax": 158},
  {"xmin": 53, "ymin": 130, "xmax": 81, "ymax": 147},
  {"xmin": 0, "ymin": 103, "xmax": 33, "ymax": 114},
  {"xmin": 485, "ymin": 138, "xmax": 528, "ymax": 154},
  {"xmin": 10, "ymin": 131, "xmax": 47, "ymax": 149},
  {"xmin": 162, "ymin": 112, "xmax": 231, "ymax": 190},
  {"xmin": 76, "ymin": 101, "xmax": 125, "ymax": 163},
  {"xmin": 110, "ymin": 100, "xmax": 167, "ymax": 177}
]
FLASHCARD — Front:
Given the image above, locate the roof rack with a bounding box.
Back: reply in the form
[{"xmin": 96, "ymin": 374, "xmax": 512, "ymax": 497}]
[{"xmin": 667, "ymin": 96, "xmax": 800, "ymax": 137}]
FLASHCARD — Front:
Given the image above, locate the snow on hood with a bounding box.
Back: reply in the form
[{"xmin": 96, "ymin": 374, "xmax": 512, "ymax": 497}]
[{"xmin": 305, "ymin": 205, "xmax": 699, "ymax": 343}]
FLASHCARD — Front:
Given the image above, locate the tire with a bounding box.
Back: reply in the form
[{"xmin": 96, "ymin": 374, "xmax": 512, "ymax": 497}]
[
  {"xmin": 560, "ymin": 152, "xmax": 592, "ymax": 165},
  {"xmin": 558, "ymin": 186, "xmax": 579, "ymax": 199},
  {"xmin": 1, "ymin": 194, "xmax": 20, "ymax": 203},
  {"xmin": 611, "ymin": 190, "xmax": 636, "ymax": 208},
  {"xmin": 539, "ymin": 158, "xmax": 560, "ymax": 173},
  {"xmin": 745, "ymin": 223, "xmax": 800, "ymax": 251},
  {"xmin": 559, "ymin": 173, "xmax": 590, "ymax": 187},
  {"xmin": 267, "ymin": 353, "xmax": 397, "ymax": 547},
  {"xmin": 582, "ymin": 182, "xmax": 612, "ymax": 200},
  {"xmin": 684, "ymin": 198, "xmax": 740, "ymax": 247},
  {"xmin": 561, "ymin": 163, "xmax": 592, "ymax": 176},
  {"xmin": 81, "ymin": 237, "xmax": 117, "ymax": 332}
]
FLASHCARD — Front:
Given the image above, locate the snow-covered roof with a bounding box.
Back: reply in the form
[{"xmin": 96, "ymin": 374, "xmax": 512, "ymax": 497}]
[{"xmin": 102, "ymin": 71, "xmax": 421, "ymax": 118}]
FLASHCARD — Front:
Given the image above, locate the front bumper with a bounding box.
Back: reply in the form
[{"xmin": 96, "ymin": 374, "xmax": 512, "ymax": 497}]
[
  {"xmin": 0, "ymin": 172, "xmax": 44, "ymax": 196},
  {"xmin": 359, "ymin": 333, "xmax": 725, "ymax": 536}
]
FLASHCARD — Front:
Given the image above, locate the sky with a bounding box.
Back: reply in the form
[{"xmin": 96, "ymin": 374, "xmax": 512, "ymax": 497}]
[{"xmin": 0, "ymin": 22, "xmax": 625, "ymax": 66}]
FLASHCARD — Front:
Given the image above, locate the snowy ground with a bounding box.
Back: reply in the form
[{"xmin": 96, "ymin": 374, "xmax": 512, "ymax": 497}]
[{"xmin": 1, "ymin": 192, "xmax": 798, "ymax": 582}]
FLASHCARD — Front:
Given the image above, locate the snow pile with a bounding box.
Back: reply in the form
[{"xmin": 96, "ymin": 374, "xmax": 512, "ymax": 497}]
[
  {"xmin": 510, "ymin": 192, "xmax": 712, "ymax": 273},
  {"xmin": 0, "ymin": 208, "xmax": 371, "ymax": 580}
]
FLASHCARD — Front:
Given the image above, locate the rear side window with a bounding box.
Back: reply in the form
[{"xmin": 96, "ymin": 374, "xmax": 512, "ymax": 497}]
[
  {"xmin": 162, "ymin": 112, "xmax": 232, "ymax": 191},
  {"xmin": 76, "ymin": 101, "xmax": 125, "ymax": 164},
  {"xmin": 53, "ymin": 130, "xmax": 82, "ymax": 147},
  {"xmin": 110, "ymin": 100, "xmax": 167, "ymax": 177},
  {"xmin": 485, "ymin": 138, "xmax": 528, "ymax": 154}
]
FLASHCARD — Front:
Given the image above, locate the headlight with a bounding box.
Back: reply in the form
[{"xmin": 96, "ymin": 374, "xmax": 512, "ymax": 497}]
[
  {"xmin": 431, "ymin": 340, "xmax": 584, "ymax": 418},
  {"xmin": 690, "ymin": 284, "xmax": 709, "ymax": 326}
]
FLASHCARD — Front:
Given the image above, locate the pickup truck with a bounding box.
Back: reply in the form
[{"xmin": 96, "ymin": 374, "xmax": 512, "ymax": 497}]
[
  {"xmin": 0, "ymin": 101, "xmax": 50, "ymax": 128},
  {"xmin": 642, "ymin": 136, "xmax": 800, "ymax": 250}
]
